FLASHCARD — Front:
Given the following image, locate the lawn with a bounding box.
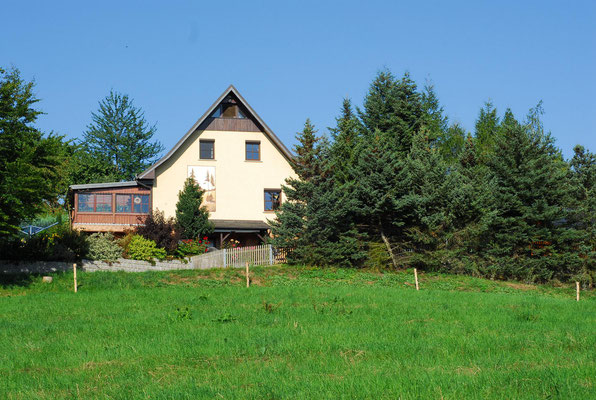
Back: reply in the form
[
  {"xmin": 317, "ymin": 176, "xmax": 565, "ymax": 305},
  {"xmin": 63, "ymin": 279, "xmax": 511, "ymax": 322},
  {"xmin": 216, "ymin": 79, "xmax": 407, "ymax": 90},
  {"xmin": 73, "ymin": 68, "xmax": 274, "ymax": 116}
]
[{"xmin": 0, "ymin": 266, "xmax": 594, "ymax": 399}]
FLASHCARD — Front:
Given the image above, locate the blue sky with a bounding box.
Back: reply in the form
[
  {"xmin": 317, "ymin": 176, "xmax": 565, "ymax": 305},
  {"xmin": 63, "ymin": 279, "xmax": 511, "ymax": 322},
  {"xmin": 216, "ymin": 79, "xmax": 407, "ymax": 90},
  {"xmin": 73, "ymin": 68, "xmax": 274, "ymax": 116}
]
[{"xmin": 2, "ymin": 0, "xmax": 594, "ymax": 159}]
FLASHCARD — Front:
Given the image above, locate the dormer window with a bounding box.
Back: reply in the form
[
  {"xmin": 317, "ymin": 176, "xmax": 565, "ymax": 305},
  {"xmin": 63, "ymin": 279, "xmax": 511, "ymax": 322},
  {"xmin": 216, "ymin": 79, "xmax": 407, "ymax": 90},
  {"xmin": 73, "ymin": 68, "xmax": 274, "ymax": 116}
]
[{"xmin": 211, "ymin": 96, "xmax": 247, "ymax": 119}]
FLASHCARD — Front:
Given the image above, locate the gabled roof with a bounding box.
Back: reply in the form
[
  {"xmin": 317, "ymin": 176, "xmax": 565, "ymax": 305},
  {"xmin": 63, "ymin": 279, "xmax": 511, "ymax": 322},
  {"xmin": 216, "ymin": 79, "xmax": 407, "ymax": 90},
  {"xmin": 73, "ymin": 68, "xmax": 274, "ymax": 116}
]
[{"xmin": 138, "ymin": 85, "xmax": 293, "ymax": 179}]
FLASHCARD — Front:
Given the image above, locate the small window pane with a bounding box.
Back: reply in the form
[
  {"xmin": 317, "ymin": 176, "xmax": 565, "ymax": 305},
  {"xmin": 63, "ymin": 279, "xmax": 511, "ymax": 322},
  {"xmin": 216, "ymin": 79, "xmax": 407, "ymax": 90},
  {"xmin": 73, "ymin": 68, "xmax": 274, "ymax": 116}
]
[
  {"xmin": 222, "ymin": 104, "xmax": 237, "ymax": 118},
  {"xmin": 200, "ymin": 141, "xmax": 214, "ymax": 159},
  {"xmin": 116, "ymin": 194, "xmax": 132, "ymax": 213},
  {"xmin": 237, "ymin": 108, "xmax": 246, "ymax": 119},
  {"xmin": 78, "ymin": 194, "xmax": 94, "ymax": 212},
  {"xmin": 133, "ymin": 195, "xmax": 150, "ymax": 214},
  {"xmin": 212, "ymin": 106, "xmax": 221, "ymax": 118},
  {"xmin": 246, "ymin": 142, "xmax": 260, "ymax": 160},
  {"xmin": 95, "ymin": 194, "xmax": 112, "ymax": 212},
  {"xmin": 264, "ymin": 190, "xmax": 281, "ymax": 211}
]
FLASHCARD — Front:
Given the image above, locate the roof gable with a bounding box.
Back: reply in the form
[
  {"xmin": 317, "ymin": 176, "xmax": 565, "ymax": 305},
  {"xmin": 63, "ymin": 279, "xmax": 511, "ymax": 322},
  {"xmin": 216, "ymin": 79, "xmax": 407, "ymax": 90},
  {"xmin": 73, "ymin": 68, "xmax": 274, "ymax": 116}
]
[{"xmin": 138, "ymin": 85, "xmax": 293, "ymax": 179}]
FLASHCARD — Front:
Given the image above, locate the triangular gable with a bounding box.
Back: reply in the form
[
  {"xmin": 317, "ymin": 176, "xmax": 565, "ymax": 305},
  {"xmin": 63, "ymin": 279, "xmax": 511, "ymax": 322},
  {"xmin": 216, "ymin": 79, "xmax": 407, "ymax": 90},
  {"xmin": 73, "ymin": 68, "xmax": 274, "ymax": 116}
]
[{"xmin": 137, "ymin": 85, "xmax": 293, "ymax": 179}]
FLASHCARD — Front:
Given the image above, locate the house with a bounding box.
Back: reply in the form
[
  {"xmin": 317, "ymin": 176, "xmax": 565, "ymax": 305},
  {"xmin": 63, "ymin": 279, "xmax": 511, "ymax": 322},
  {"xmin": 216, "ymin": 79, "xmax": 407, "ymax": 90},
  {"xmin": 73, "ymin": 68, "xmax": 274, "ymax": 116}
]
[{"xmin": 69, "ymin": 85, "xmax": 295, "ymax": 247}]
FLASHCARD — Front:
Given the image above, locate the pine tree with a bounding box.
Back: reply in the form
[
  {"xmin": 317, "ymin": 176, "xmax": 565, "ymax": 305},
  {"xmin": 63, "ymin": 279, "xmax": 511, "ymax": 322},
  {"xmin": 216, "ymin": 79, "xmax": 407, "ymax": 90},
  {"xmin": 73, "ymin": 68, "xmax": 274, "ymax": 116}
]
[
  {"xmin": 0, "ymin": 67, "xmax": 67, "ymax": 238},
  {"xmin": 175, "ymin": 176, "xmax": 213, "ymax": 239},
  {"xmin": 82, "ymin": 90, "xmax": 164, "ymax": 181}
]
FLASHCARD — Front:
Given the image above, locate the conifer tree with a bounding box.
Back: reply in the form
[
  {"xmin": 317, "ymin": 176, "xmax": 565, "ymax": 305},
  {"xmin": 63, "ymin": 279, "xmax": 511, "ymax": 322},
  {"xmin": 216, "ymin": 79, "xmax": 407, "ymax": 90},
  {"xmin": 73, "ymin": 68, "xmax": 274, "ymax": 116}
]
[
  {"xmin": 175, "ymin": 175, "xmax": 213, "ymax": 239},
  {"xmin": 421, "ymin": 83, "xmax": 448, "ymax": 142},
  {"xmin": 474, "ymin": 101, "xmax": 500, "ymax": 160},
  {"xmin": 270, "ymin": 120, "xmax": 322, "ymax": 252},
  {"xmin": 483, "ymin": 107, "xmax": 579, "ymax": 281},
  {"xmin": 82, "ymin": 90, "xmax": 164, "ymax": 181},
  {"xmin": 329, "ymin": 98, "xmax": 361, "ymax": 185},
  {"xmin": 568, "ymin": 144, "xmax": 595, "ymax": 283},
  {"xmin": 359, "ymin": 70, "xmax": 424, "ymax": 155}
]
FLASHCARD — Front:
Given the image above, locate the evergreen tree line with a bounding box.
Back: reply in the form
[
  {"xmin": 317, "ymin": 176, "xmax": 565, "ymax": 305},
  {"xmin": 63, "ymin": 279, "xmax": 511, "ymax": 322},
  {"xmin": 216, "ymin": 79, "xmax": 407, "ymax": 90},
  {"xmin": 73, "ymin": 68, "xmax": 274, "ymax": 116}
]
[{"xmin": 271, "ymin": 70, "xmax": 595, "ymax": 284}]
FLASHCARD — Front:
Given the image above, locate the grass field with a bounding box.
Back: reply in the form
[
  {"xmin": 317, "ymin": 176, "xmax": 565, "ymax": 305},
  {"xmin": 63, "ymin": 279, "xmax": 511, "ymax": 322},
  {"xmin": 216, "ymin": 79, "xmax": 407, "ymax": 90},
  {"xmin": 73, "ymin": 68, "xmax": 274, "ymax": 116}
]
[{"xmin": 1, "ymin": 266, "xmax": 594, "ymax": 399}]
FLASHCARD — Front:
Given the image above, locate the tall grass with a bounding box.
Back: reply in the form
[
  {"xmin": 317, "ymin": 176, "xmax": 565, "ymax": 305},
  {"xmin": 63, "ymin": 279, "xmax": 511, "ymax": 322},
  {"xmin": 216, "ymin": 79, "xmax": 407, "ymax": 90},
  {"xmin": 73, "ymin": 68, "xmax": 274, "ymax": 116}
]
[{"xmin": 0, "ymin": 267, "xmax": 594, "ymax": 399}]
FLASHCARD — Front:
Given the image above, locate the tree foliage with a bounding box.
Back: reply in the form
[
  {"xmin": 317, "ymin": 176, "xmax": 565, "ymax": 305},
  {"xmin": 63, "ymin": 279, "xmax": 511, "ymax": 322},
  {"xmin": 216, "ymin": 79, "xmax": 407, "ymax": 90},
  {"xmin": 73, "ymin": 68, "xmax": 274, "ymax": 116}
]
[
  {"xmin": 0, "ymin": 67, "xmax": 68, "ymax": 238},
  {"xmin": 80, "ymin": 90, "xmax": 163, "ymax": 182},
  {"xmin": 175, "ymin": 176, "xmax": 213, "ymax": 240},
  {"xmin": 271, "ymin": 69, "xmax": 594, "ymax": 283}
]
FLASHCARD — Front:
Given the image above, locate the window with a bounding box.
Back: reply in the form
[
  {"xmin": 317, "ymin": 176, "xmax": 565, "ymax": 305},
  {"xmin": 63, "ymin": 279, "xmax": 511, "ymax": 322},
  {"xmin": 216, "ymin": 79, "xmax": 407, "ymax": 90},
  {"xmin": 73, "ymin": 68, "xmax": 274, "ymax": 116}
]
[
  {"xmin": 264, "ymin": 190, "xmax": 281, "ymax": 211},
  {"xmin": 78, "ymin": 194, "xmax": 95, "ymax": 212},
  {"xmin": 211, "ymin": 99, "xmax": 247, "ymax": 119},
  {"xmin": 222, "ymin": 103, "xmax": 237, "ymax": 118},
  {"xmin": 95, "ymin": 194, "xmax": 112, "ymax": 212},
  {"xmin": 133, "ymin": 194, "xmax": 150, "ymax": 213},
  {"xmin": 77, "ymin": 193, "xmax": 112, "ymax": 213},
  {"xmin": 200, "ymin": 140, "xmax": 214, "ymax": 159},
  {"xmin": 116, "ymin": 194, "xmax": 149, "ymax": 213},
  {"xmin": 116, "ymin": 194, "xmax": 131, "ymax": 213},
  {"xmin": 246, "ymin": 141, "xmax": 260, "ymax": 160}
]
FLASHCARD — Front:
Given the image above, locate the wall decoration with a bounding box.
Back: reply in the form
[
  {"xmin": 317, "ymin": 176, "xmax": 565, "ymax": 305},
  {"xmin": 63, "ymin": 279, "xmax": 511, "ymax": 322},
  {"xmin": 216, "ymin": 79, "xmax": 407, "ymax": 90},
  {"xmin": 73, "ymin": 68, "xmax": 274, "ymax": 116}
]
[{"xmin": 188, "ymin": 166, "xmax": 216, "ymax": 212}]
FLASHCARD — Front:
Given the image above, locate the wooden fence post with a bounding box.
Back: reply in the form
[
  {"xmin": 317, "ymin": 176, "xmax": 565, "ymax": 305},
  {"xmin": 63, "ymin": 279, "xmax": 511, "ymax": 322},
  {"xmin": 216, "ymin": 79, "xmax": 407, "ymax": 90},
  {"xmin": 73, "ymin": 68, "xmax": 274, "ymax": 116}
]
[
  {"xmin": 576, "ymin": 281, "xmax": 580, "ymax": 301},
  {"xmin": 245, "ymin": 262, "xmax": 250, "ymax": 288},
  {"xmin": 73, "ymin": 263, "xmax": 78, "ymax": 293},
  {"xmin": 269, "ymin": 245, "xmax": 273, "ymax": 265},
  {"xmin": 414, "ymin": 268, "xmax": 419, "ymax": 291}
]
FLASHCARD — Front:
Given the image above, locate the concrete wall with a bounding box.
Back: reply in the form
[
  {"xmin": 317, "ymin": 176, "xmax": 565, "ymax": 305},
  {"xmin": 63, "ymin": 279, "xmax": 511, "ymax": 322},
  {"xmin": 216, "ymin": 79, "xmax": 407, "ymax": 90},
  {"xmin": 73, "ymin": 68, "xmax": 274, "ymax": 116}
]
[{"xmin": 151, "ymin": 128, "xmax": 295, "ymax": 220}]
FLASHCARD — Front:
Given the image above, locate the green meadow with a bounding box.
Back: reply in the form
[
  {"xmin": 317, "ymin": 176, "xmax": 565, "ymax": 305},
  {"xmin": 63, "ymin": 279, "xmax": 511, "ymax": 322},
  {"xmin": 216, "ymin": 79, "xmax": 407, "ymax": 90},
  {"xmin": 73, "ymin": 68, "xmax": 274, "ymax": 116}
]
[{"xmin": 0, "ymin": 267, "xmax": 594, "ymax": 399}]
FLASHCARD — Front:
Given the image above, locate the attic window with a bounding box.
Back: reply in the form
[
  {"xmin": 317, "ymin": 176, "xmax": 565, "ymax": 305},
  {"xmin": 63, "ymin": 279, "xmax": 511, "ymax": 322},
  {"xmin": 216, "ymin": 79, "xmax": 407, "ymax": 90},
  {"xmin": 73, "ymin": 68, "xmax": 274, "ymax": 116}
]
[{"xmin": 211, "ymin": 103, "xmax": 247, "ymax": 119}]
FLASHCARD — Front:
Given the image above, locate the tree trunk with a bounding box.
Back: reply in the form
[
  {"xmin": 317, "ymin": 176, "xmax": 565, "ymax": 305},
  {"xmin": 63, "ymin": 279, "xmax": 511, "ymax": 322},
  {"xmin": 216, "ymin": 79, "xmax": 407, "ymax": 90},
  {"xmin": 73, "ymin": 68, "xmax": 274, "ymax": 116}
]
[{"xmin": 379, "ymin": 222, "xmax": 398, "ymax": 269}]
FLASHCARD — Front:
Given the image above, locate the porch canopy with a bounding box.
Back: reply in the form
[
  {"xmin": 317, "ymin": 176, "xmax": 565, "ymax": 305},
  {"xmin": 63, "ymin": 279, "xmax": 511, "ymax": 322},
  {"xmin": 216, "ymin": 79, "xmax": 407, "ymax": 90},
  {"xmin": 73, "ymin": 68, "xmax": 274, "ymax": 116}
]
[{"xmin": 211, "ymin": 219, "xmax": 270, "ymax": 246}]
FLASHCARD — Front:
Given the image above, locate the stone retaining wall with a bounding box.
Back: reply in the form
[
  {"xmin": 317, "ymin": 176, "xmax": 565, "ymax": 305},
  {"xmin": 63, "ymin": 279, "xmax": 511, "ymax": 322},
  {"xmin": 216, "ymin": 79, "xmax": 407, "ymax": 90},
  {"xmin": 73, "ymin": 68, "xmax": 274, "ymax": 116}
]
[{"xmin": 0, "ymin": 258, "xmax": 208, "ymax": 274}]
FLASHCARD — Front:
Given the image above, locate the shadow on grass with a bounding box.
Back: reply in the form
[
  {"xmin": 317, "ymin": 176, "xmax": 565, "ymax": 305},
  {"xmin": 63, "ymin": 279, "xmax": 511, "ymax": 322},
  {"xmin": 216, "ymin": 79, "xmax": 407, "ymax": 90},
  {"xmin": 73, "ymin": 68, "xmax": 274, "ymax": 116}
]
[
  {"xmin": 0, "ymin": 273, "xmax": 38, "ymax": 288},
  {"xmin": 0, "ymin": 271, "xmax": 70, "ymax": 289}
]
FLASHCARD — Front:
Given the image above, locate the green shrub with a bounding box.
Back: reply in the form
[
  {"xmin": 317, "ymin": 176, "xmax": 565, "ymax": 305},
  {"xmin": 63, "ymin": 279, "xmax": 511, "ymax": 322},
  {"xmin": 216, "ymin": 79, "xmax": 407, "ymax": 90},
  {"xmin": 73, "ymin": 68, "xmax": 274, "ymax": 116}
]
[
  {"xmin": 87, "ymin": 233, "xmax": 123, "ymax": 261},
  {"xmin": 0, "ymin": 224, "xmax": 89, "ymax": 261},
  {"xmin": 175, "ymin": 238, "xmax": 209, "ymax": 258},
  {"xmin": 124, "ymin": 234, "xmax": 167, "ymax": 261}
]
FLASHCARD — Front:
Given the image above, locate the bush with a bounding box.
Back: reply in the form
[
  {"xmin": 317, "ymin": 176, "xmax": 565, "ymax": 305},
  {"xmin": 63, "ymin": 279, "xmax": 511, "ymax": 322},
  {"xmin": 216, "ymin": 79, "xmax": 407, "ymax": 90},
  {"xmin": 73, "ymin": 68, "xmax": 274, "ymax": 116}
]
[
  {"xmin": 175, "ymin": 238, "xmax": 210, "ymax": 258},
  {"xmin": 87, "ymin": 233, "xmax": 123, "ymax": 261},
  {"xmin": 0, "ymin": 224, "xmax": 89, "ymax": 261},
  {"xmin": 135, "ymin": 210, "xmax": 180, "ymax": 253},
  {"xmin": 124, "ymin": 234, "xmax": 167, "ymax": 261}
]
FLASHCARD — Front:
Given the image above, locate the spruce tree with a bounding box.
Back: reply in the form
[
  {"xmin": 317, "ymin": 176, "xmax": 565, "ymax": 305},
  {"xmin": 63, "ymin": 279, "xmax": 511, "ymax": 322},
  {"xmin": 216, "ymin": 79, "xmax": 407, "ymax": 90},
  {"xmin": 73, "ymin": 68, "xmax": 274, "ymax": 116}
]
[
  {"xmin": 82, "ymin": 90, "xmax": 164, "ymax": 181},
  {"xmin": 483, "ymin": 107, "xmax": 578, "ymax": 281},
  {"xmin": 358, "ymin": 70, "xmax": 424, "ymax": 155},
  {"xmin": 569, "ymin": 145, "xmax": 596, "ymax": 284},
  {"xmin": 328, "ymin": 98, "xmax": 361, "ymax": 185},
  {"xmin": 474, "ymin": 101, "xmax": 500, "ymax": 160},
  {"xmin": 270, "ymin": 120, "xmax": 321, "ymax": 253},
  {"xmin": 175, "ymin": 176, "xmax": 213, "ymax": 239},
  {"xmin": 421, "ymin": 83, "xmax": 448, "ymax": 142}
]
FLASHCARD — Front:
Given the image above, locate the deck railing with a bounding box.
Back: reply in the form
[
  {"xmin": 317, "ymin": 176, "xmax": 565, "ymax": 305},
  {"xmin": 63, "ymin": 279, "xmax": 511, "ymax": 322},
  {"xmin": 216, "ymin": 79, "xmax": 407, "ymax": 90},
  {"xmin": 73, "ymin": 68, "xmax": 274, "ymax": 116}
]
[{"xmin": 191, "ymin": 245, "xmax": 291, "ymax": 269}]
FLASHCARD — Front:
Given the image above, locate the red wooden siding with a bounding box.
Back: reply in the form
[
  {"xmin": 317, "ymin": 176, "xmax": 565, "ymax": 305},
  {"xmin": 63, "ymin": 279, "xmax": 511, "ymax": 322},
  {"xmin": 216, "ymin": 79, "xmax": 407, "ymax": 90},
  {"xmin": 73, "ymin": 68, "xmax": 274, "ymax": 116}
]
[{"xmin": 71, "ymin": 186, "xmax": 152, "ymax": 232}]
